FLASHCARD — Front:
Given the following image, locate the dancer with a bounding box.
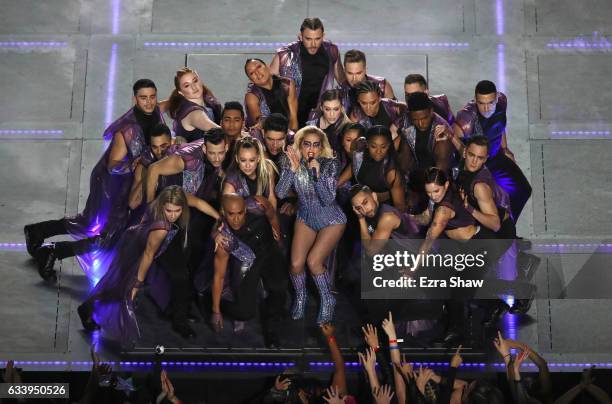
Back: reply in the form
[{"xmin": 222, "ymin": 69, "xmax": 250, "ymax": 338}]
[
  {"xmin": 275, "ymin": 126, "xmax": 346, "ymax": 324},
  {"xmin": 220, "ymin": 101, "xmax": 248, "ymax": 152},
  {"xmin": 77, "ymin": 186, "xmax": 218, "ymax": 342},
  {"xmin": 210, "ymin": 194, "xmax": 285, "ymax": 347},
  {"xmin": 350, "ymin": 80, "xmax": 409, "ymax": 146},
  {"xmin": 402, "ymin": 91, "xmax": 454, "ymax": 212},
  {"xmin": 404, "ymin": 73, "xmax": 455, "ymax": 125},
  {"xmin": 244, "ymin": 58, "xmax": 298, "ymax": 131},
  {"xmin": 25, "ymin": 79, "xmax": 163, "ymax": 281},
  {"xmin": 453, "ymin": 80, "xmax": 532, "ymax": 221},
  {"xmin": 306, "ymin": 89, "xmax": 351, "ymax": 153},
  {"xmin": 411, "ymin": 167, "xmax": 512, "ymax": 345},
  {"xmin": 270, "ymin": 17, "xmax": 345, "ymax": 126},
  {"xmin": 455, "ymin": 136, "xmax": 539, "ymax": 314},
  {"xmin": 339, "ymin": 126, "xmax": 405, "ymax": 211},
  {"xmin": 167, "ymin": 67, "xmax": 220, "ymax": 143},
  {"xmin": 222, "ymin": 136, "xmax": 278, "ymax": 209},
  {"xmin": 338, "ymin": 49, "xmax": 395, "ymax": 115}
]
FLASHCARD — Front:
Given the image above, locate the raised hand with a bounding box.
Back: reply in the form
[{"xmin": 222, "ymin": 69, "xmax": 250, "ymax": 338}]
[
  {"xmin": 450, "ymin": 345, "xmax": 463, "ymax": 368},
  {"xmin": 358, "ymin": 347, "xmax": 378, "ymax": 372},
  {"xmin": 415, "ymin": 366, "xmax": 434, "ymax": 395},
  {"xmin": 381, "ymin": 311, "xmax": 396, "ymax": 340},
  {"xmin": 512, "ymin": 348, "xmax": 530, "ymax": 380},
  {"xmin": 323, "ymin": 385, "xmax": 344, "ymax": 404},
  {"xmin": 373, "ymin": 384, "xmax": 395, "ymax": 404},
  {"xmin": 285, "ymin": 146, "xmax": 300, "ymax": 172},
  {"xmin": 161, "ymin": 370, "xmax": 178, "ymax": 403},
  {"xmin": 320, "ymin": 322, "xmax": 336, "ymax": 337},
  {"xmin": 362, "ymin": 323, "xmax": 379, "ymax": 349},
  {"xmin": 493, "ymin": 330, "xmax": 510, "ymax": 358},
  {"xmin": 393, "ymin": 353, "xmax": 414, "ymax": 379},
  {"xmin": 274, "ymin": 375, "xmax": 291, "ymax": 391}
]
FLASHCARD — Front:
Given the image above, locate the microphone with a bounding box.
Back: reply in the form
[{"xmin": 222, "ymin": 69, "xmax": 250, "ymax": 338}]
[{"xmin": 308, "ymin": 157, "xmax": 317, "ymax": 181}]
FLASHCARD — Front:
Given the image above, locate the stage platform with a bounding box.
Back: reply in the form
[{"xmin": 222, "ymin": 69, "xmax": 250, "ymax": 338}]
[{"xmin": 2, "ymin": 0, "xmax": 612, "ymax": 376}]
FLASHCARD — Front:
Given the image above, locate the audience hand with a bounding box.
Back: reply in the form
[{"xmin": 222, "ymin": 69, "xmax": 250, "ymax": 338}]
[
  {"xmin": 362, "ymin": 323, "xmax": 379, "ymax": 350},
  {"xmin": 415, "ymin": 366, "xmax": 435, "ymax": 395},
  {"xmin": 373, "ymin": 385, "xmax": 395, "ymax": 404},
  {"xmin": 323, "ymin": 385, "xmax": 344, "ymax": 404},
  {"xmin": 381, "ymin": 311, "xmax": 396, "ymax": 340},
  {"xmin": 450, "ymin": 345, "xmax": 463, "ymax": 368}
]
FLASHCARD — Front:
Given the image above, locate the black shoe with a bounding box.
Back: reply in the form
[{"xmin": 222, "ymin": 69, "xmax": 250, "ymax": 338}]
[
  {"xmin": 509, "ymin": 285, "xmax": 537, "ymax": 314},
  {"xmin": 24, "ymin": 224, "xmax": 44, "ymax": 258},
  {"xmin": 77, "ymin": 303, "xmax": 100, "ymax": 332},
  {"xmin": 35, "ymin": 245, "xmax": 57, "ymax": 282},
  {"xmin": 482, "ymin": 301, "xmax": 510, "ymax": 328},
  {"xmin": 173, "ymin": 322, "xmax": 196, "ymax": 339},
  {"xmin": 517, "ymin": 237, "xmax": 532, "ymax": 251},
  {"xmin": 517, "ymin": 252, "xmax": 541, "ymax": 282}
]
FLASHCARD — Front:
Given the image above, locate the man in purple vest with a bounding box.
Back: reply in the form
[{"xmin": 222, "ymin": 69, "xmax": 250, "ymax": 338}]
[
  {"xmin": 338, "ymin": 49, "xmax": 395, "ymax": 115},
  {"xmin": 451, "ymin": 80, "xmax": 532, "ymax": 222},
  {"xmin": 270, "ymin": 17, "xmax": 345, "ymax": 127},
  {"xmin": 25, "ymin": 79, "xmax": 163, "ymax": 281},
  {"xmin": 404, "ymin": 73, "xmax": 455, "ymax": 126}
]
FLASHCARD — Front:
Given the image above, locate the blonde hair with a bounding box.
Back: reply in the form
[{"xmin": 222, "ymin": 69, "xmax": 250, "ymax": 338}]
[
  {"xmin": 225, "ymin": 136, "xmax": 278, "ymax": 196},
  {"xmin": 150, "ymin": 186, "xmax": 190, "ymax": 247},
  {"xmin": 292, "ymin": 125, "xmax": 334, "ymax": 159}
]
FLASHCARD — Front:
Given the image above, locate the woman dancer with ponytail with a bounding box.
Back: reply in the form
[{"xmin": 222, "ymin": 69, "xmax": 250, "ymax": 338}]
[{"xmin": 167, "ymin": 67, "xmax": 221, "ymax": 143}]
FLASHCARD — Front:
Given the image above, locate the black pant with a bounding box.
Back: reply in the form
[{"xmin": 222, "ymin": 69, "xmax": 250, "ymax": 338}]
[
  {"xmin": 156, "ymin": 232, "xmax": 191, "ymax": 325},
  {"xmin": 486, "ymin": 151, "xmax": 532, "ymax": 221},
  {"xmin": 221, "ymin": 247, "xmax": 287, "ymax": 324}
]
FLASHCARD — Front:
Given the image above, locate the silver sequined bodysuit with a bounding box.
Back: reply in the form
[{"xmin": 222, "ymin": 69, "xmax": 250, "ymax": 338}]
[{"xmin": 275, "ymin": 157, "xmax": 346, "ymax": 231}]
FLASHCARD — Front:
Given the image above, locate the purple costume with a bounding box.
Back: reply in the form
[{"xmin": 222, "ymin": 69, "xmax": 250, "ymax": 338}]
[
  {"xmin": 172, "ymin": 95, "xmax": 222, "ymax": 142},
  {"xmin": 430, "ymin": 94, "xmax": 455, "ymax": 126},
  {"xmin": 64, "ymin": 107, "xmax": 164, "ymax": 240},
  {"xmin": 456, "ymin": 92, "xmax": 532, "ymax": 220},
  {"xmin": 400, "ymin": 112, "xmax": 452, "ymax": 172},
  {"xmin": 244, "ymin": 76, "xmax": 292, "ymax": 127},
  {"xmin": 277, "ymin": 40, "xmax": 340, "ymax": 99},
  {"xmin": 352, "ymin": 98, "xmax": 409, "ymax": 131},
  {"xmin": 86, "ymin": 218, "xmax": 180, "ymax": 344},
  {"xmin": 338, "ymin": 74, "xmax": 389, "ymax": 115},
  {"xmin": 276, "ymin": 157, "xmax": 346, "ymax": 232},
  {"xmin": 434, "ymin": 189, "xmax": 476, "ymax": 230},
  {"xmin": 365, "ymin": 203, "xmax": 419, "ymax": 239}
]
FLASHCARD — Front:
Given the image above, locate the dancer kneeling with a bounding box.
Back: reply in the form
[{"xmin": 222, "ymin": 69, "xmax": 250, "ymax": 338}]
[
  {"xmin": 78, "ymin": 186, "xmax": 218, "ymax": 343},
  {"xmin": 210, "ymin": 194, "xmax": 286, "ymax": 348}
]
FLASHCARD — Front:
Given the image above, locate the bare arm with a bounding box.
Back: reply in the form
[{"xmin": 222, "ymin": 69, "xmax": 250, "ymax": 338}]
[
  {"xmin": 128, "ymin": 163, "xmax": 145, "ymax": 210},
  {"xmin": 387, "ymin": 169, "xmax": 406, "ymax": 211},
  {"xmin": 245, "ymin": 92, "xmax": 262, "ymax": 128},
  {"xmin": 471, "ymin": 183, "xmax": 501, "ymax": 232},
  {"xmin": 287, "ymin": 80, "xmax": 299, "ymax": 132},
  {"xmin": 212, "ymin": 247, "xmax": 229, "ymax": 314},
  {"xmin": 417, "ymin": 206, "xmax": 452, "ymax": 256},
  {"xmin": 269, "ymin": 53, "xmax": 280, "ymax": 75},
  {"xmin": 450, "ymin": 123, "xmax": 465, "ymax": 154},
  {"xmin": 146, "ymin": 155, "xmax": 185, "ymax": 203},
  {"xmin": 222, "ymin": 181, "xmax": 237, "ymax": 195},
  {"xmin": 184, "ymin": 109, "xmax": 220, "ymax": 132},
  {"xmin": 267, "ymin": 171, "xmax": 278, "ymax": 210},
  {"xmin": 327, "ymin": 334, "xmax": 348, "ymax": 396},
  {"xmin": 433, "ymin": 137, "xmax": 453, "ymax": 173},
  {"xmin": 410, "ymin": 208, "xmax": 431, "ymax": 226},
  {"xmin": 333, "ymin": 54, "xmax": 346, "ymax": 86},
  {"xmin": 384, "ymin": 81, "xmax": 396, "ymax": 100},
  {"xmin": 337, "ymin": 163, "xmax": 353, "ymax": 187},
  {"xmin": 363, "ymin": 213, "xmax": 401, "ymax": 256},
  {"xmin": 501, "ymin": 131, "xmax": 515, "ymax": 162},
  {"xmin": 107, "ymin": 131, "xmax": 129, "ymax": 173},
  {"xmin": 185, "ymin": 193, "xmax": 220, "ymax": 220},
  {"xmin": 136, "ymin": 229, "xmax": 168, "ymax": 282}
]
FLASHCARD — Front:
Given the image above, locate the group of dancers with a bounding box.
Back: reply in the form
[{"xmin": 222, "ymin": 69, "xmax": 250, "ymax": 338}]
[{"xmin": 23, "ymin": 17, "xmax": 539, "ymax": 348}]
